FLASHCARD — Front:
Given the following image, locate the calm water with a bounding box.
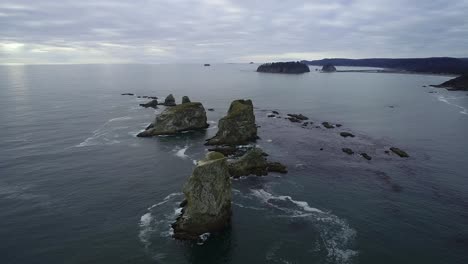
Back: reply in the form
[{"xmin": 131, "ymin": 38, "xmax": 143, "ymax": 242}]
[{"xmin": 0, "ymin": 64, "xmax": 467, "ymax": 264}]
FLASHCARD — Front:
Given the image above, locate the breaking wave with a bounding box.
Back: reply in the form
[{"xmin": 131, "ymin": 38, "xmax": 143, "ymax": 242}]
[
  {"xmin": 436, "ymin": 95, "xmax": 468, "ymax": 115},
  {"xmin": 75, "ymin": 116, "xmax": 134, "ymax": 147}
]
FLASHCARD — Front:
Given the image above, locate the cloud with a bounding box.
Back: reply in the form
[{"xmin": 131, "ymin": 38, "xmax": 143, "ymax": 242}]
[{"xmin": 0, "ymin": 0, "xmax": 467, "ymax": 64}]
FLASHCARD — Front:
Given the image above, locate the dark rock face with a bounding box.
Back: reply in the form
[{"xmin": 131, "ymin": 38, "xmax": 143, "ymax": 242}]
[
  {"xmin": 361, "ymin": 153, "xmax": 372, "ymax": 160},
  {"xmin": 431, "ymin": 74, "xmax": 468, "ymax": 91},
  {"xmin": 257, "ymin": 62, "xmax": 310, "ymax": 74},
  {"xmin": 182, "ymin": 96, "xmax": 191, "ymax": 104},
  {"xmin": 228, "ymin": 148, "xmax": 287, "ymax": 178},
  {"xmin": 163, "ymin": 94, "xmax": 176, "ymax": 106},
  {"xmin": 321, "ymin": 64, "xmax": 337, "ymax": 72},
  {"xmin": 340, "ymin": 132, "xmax": 355, "ymax": 138},
  {"xmin": 139, "ymin": 99, "xmax": 159, "ymax": 108},
  {"xmin": 207, "ymin": 108, "xmax": 215, "ymax": 111},
  {"xmin": 137, "ymin": 102, "xmax": 208, "ymax": 137},
  {"xmin": 322, "ymin": 122, "xmax": 335, "ymax": 129},
  {"xmin": 390, "ymin": 147, "xmax": 409, "ymax": 158},
  {"xmin": 206, "ymin": 99, "xmax": 257, "ymax": 146},
  {"xmin": 121, "ymin": 93, "xmax": 134, "ymax": 96},
  {"xmin": 342, "ymin": 148, "xmax": 354, "ymax": 155},
  {"xmin": 287, "ymin": 114, "xmax": 309, "ymax": 120},
  {"xmin": 228, "ymin": 148, "xmax": 268, "ymax": 178},
  {"xmin": 172, "ymin": 152, "xmax": 231, "ymax": 240}
]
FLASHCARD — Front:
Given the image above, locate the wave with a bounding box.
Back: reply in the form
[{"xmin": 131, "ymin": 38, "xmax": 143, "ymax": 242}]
[
  {"xmin": 436, "ymin": 95, "xmax": 468, "ymax": 115},
  {"xmin": 174, "ymin": 144, "xmax": 189, "ymax": 159},
  {"xmin": 243, "ymin": 189, "xmax": 358, "ymax": 264},
  {"xmin": 75, "ymin": 116, "xmax": 134, "ymax": 147}
]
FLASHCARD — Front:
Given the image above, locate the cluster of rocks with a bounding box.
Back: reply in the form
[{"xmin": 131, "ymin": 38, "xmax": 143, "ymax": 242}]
[{"xmin": 138, "ymin": 98, "xmax": 287, "ymax": 241}]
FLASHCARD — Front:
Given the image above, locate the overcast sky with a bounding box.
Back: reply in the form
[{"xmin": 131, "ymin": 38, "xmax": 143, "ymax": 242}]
[{"xmin": 1, "ymin": 0, "xmax": 467, "ymax": 64}]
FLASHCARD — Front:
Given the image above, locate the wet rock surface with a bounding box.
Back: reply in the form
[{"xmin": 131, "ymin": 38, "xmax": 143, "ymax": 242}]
[{"xmin": 390, "ymin": 147, "xmax": 409, "ymax": 158}]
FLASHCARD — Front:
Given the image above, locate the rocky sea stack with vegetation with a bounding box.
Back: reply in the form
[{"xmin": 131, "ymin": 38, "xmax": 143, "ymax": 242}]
[
  {"xmin": 206, "ymin": 99, "xmax": 258, "ymax": 146},
  {"xmin": 257, "ymin": 61, "xmax": 310, "ymax": 74},
  {"xmin": 172, "ymin": 152, "xmax": 232, "ymax": 240},
  {"xmin": 321, "ymin": 64, "xmax": 337, "ymax": 72},
  {"xmin": 137, "ymin": 101, "xmax": 208, "ymax": 137}
]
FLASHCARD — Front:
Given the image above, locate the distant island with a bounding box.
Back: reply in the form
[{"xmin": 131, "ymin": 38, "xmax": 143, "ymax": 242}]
[
  {"xmin": 302, "ymin": 57, "xmax": 468, "ymax": 75},
  {"xmin": 257, "ymin": 61, "xmax": 310, "ymax": 74}
]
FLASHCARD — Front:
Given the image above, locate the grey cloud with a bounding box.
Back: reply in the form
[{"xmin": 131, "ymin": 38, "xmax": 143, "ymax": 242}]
[{"xmin": 0, "ymin": 0, "xmax": 467, "ymax": 64}]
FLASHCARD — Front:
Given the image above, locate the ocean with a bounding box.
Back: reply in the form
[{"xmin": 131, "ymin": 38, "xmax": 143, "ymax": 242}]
[{"xmin": 0, "ymin": 64, "xmax": 467, "ymax": 264}]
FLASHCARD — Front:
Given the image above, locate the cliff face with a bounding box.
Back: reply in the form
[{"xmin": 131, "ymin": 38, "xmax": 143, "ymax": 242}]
[
  {"xmin": 205, "ymin": 99, "xmax": 257, "ymax": 146},
  {"xmin": 431, "ymin": 74, "xmax": 468, "ymax": 91},
  {"xmin": 257, "ymin": 62, "xmax": 310, "ymax": 74},
  {"xmin": 172, "ymin": 152, "xmax": 231, "ymax": 240}
]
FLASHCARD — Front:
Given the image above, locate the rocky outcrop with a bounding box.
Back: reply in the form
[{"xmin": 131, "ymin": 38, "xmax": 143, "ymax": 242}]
[
  {"xmin": 322, "ymin": 122, "xmax": 335, "ymax": 129},
  {"xmin": 228, "ymin": 148, "xmax": 287, "ymax": 178},
  {"xmin": 361, "ymin": 153, "xmax": 372, "ymax": 160},
  {"xmin": 206, "ymin": 99, "xmax": 258, "ymax": 146},
  {"xmin": 321, "ymin": 64, "xmax": 337, "ymax": 72},
  {"xmin": 172, "ymin": 152, "xmax": 231, "ymax": 240},
  {"xmin": 257, "ymin": 62, "xmax": 310, "ymax": 74},
  {"xmin": 287, "ymin": 114, "xmax": 309, "ymax": 120},
  {"xmin": 342, "ymin": 148, "xmax": 354, "ymax": 155},
  {"xmin": 137, "ymin": 102, "xmax": 208, "ymax": 137},
  {"xmin": 390, "ymin": 147, "xmax": 409, "ymax": 158},
  {"xmin": 162, "ymin": 94, "xmax": 176, "ymax": 106},
  {"xmin": 182, "ymin": 96, "xmax": 191, "ymax": 104},
  {"xmin": 340, "ymin": 132, "xmax": 355, "ymax": 138},
  {"xmin": 139, "ymin": 99, "xmax": 158, "ymax": 108},
  {"xmin": 121, "ymin": 93, "xmax": 134, "ymax": 96},
  {"xmin": 431, "ymin": 74, "xmax": 468, "ymax": 91}
]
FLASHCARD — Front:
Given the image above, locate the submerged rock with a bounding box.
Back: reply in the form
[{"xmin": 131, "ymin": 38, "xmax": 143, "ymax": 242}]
[
  {"xmin": 139, "ymin": 99, "xmax": 159, "ymax": 108},
  {"xmin": 172, "ymin": 152, "xmax": 231, "ymax": 240},
  {"xmin": 137, "ymin": 102, "xmax": 208, "ymax": 137},
  {"xmin": 321, "ymin": 64, "xmax": 337, "ymax": 72},
  {"xmin": 390, "ymin": 147, "xmax": 409, "ymax": 158},
  {"xmin": 287, "ymin": 114, "xmax": 309, "ymax": 120},
  {"xmin": 163, "ymin": 94, "xmax": 176, "ymax": 106},
  {"xmin": 257, "ymin": 62, "xmax": 310, "ymax": 74},
  {"xmin": 206, "ymin": 99, "xmax": 258, "ymax": 146},
  {"xmin": 361, "ymin": 153, "xmax": 372, "ymax": 160},
  {"xmin": 340, "ymin": 132, "xmax": 355, "ymax": 138},
  {"xmin": 342, "ymin": 148, "xmax": 354, "ymax": 155},
  {"xmin": 322, "ymin": 122, "xmax": 335, "ymax": 129},
  {"xmin": 182, "ymin": 96, "xmax": 191, "ymax": 104}
]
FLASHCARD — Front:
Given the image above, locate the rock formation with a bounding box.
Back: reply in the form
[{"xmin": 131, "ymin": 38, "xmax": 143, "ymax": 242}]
[
  {"xmin": 162, "ymin": 94, "xmax": 176, "ymax": 106},
  {"xmin": 257, "ymin": 62, "xmax": 310, "ymax": 74},
  {"xmin": 340, "ymin": 132, "xmax": 355, "ymax": 138},
  {"xmin": 321, "ymin": 64, "xmax": 337, "ymax": 72},
  {"xmin": 172, "ymin": 152, "xmax": 232, "ymax": 240},
  {"xmin": 322, "ymin": 122, "xmax": 335, "ymax": 129},
  {"xmin": 390, "ymin": 147, "xmax": 409, "ymax": 158},
  {"xmin": 182, "ymin": 96, "xmax": 191, "ymax": 104},
  {"xmin": 431, "ymin": 74, "xmax": 468, "ymax": 91},
  {"xmin": 227, "ymin": 148, "xmax": 287, "ymax": 178},
  {"xmin": 139, "ymin": 99, "xmax": 158, "ymax": 108},
  {"xmin": 342, "ymin": 148, "xmax": 354, "ymax": 155},
  {"xmin": 137, "ymin": 102, "xmax": 208, "ymax": 137},
  {"xmin": 206, "ymin": 99, "xmax": 258, "ymax": 146}
]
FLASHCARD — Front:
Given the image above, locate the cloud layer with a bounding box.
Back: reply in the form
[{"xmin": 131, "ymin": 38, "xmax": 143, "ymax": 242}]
[{"xmin": 1, "ymin": 0, "xmax": 467, "ymax": 64}]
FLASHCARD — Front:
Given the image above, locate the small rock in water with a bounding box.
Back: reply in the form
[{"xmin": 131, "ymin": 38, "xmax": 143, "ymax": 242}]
[
  {"xmin": 320, "ymin": 148, "xmax": 324, "ymax": 151},
  {"xmin": 139, "ymin": 99, "xmax": 159, "ymax": 108},
  {"xmin": 287, "ymin": 114, "xmax": 309, "ymax": 120},
  {"xmin": 267, "ymin": 162, "xmax": 288, "ymax": 174},
  {"xmin": 322, "ymin": 122, "xmax": 335, "ymax": 129},
  {"xmin": 121, "ymin": 93, "xmax": 134, "ymax": 96},
  {"xmin": 390, "ymin": 147, "xmax": 409, "ymax": 158},
  {"xmin": 384, "ymin": 150, "xmax": 390, "ymax": 155},
  {"xmin": 336, "ymin": 124, "xmax": 342, "ymax": 127},
  {"xmin": 342, "ymin": 148, "xmax": 354, "ymax": 155},
  {"xmin": 267, "ymin": 114, "xmax": 276, "ymax": 118},
  {"xmin": 361, "ymin": 153, "xmax": 372, "ymax": 160},
  {"xmin": 272, "ymin": 111, "xmax": 279, "ymax": 115},
  {"xmin": 340, "ymin": 132, "xmax": 355, "ymax": 138},
  {"xmin": 207, "ymin": 108, "xmax": 215, "ymax": 111}
]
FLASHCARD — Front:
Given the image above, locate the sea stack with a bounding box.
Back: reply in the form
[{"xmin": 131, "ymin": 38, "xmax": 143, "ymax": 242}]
[
  {"xmin": 163, "ymin": 94, "xmax": 176, "ymax": 106},
  {"xmin": 172, "ymin": 152, "xmax": 231, "ymax": 240},
  {"xmin": 205, "ymin": 99, "xmax": 257, "ymax": 146},
  {"xmin": 182, "ymin": 96, "xmax": 191, "ymax": 104},
  {"xmin": 321, "ymin": 64, "xmax": 337, "ymax": 72},
  {"xmin": 137, "ymin": 102, "xmax": 208, "ymax": 137},
  {"xmin": 257, "ymin": 62, "xmax": 310, "ymax": 74}
]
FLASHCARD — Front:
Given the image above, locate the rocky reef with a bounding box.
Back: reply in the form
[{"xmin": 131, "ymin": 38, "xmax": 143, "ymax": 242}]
[
  {"xmin": 257, "ymin": 62, "xmax": 310, "ymax": 74},
  {"xmin": 431, "ymin": 74, "xmax": 468, "ymax": 91},
  {"xmin": 137, "ymin": 102, "xmax": 208, "ymax": 137},
  {"xmin": 321, "ymin": 64, "xmax": 337, "ymax": 72},
  {"xmin": 228, "ymin": 148, "xmax": 287, "ymax": 178},
  {"xmin": 139, "ymin": 99, "xmax": 158, "ymax": 109},
  {"xmin": 172, "ymin": 152, "xmax": 232, "ymax": 240},
  {"xmin": 206, "ymin": 99, "xmax": 258, "ymax": 146}
]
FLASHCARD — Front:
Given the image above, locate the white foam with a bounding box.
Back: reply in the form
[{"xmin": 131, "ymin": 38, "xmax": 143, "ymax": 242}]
[
  {"xmin": 436, "ymin": 95, "xmax": 468, "ymax": 115},
  {"xmin": 174, "ymin": 145, "xmax": 189, "ymax": 159},
  {"xmin": 75, "ymin": 116, "xmax": 134, "ymax": 147},
  {"xmin": 208, "ymin": 120, "xmax": 217, "ymax": 124},
  {"xmin": 197, "ymin": 232, "xmax": 211, "ymax": 245},
  {"xmin": 148, "ymin": 192, "xmax": 183, "ymax": 210},
  {"xmin": 267, "ymin": 139, "xmax": 273, "ymax": 142}
]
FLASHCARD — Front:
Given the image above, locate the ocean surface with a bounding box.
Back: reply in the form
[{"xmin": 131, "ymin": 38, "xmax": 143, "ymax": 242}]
[{"xmin": 0, "ymin": 64, "xmax": 467, "ymax": 264}]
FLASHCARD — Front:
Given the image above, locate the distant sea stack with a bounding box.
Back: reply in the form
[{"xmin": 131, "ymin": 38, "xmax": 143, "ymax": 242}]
[
  {"xmin": 204, "ymin": 64, "xmax": 211, "ymax": 66},
  {"xmin": 321, "ymin": 64, "xmax": 337, "ymax": 72},
  {"xmin": 257, "ymin": 61, "xmax": 310, "ymax": 74},
  {"xmin": 431, "ymin": 74, "xmax": 468, "ymax": 91}
]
